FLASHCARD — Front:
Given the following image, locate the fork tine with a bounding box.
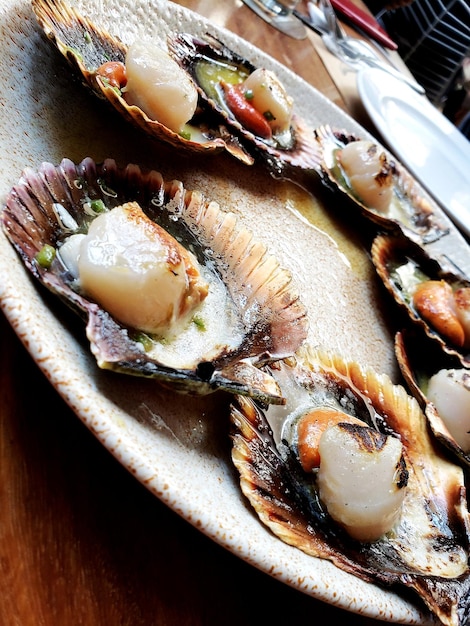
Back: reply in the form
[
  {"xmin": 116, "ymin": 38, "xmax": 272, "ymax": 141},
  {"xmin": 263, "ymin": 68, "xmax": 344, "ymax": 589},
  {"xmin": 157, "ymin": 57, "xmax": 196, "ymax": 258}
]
[{"xmin": 317, "ymin": 0, "xmax": 345, "ymax": 39}]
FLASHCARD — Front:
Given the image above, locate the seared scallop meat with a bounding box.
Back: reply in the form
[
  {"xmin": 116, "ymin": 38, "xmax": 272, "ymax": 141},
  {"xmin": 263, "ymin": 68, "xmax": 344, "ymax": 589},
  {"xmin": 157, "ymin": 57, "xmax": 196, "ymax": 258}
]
[
  {"xmin": 371, "ymin": 232, "xmax": 470, "ymax": 367},
  {"xmin": 314, "ymin": 126, "xmax": 448, "ymax": 244},
  {"xmin": 1, "ymin": 157, "xmax": 309, "ymax": 402},
  {"xmin": 167, "ymin": 33, "xmax": 323, "ymax": 175},
  {"xmin": 31, "ymin": 0, "xmax": 255, "ymax": 164},
  {"xmin": 231, "ymin": 345, "xmax": 470, "ymax": 626}
]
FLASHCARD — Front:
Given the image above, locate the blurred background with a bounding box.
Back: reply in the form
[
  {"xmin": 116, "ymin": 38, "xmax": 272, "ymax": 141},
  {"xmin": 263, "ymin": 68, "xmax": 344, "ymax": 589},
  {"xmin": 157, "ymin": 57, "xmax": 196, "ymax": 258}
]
[{"xmin": 363, "ymin": 0, "xmax": 470, "ymax": 137}]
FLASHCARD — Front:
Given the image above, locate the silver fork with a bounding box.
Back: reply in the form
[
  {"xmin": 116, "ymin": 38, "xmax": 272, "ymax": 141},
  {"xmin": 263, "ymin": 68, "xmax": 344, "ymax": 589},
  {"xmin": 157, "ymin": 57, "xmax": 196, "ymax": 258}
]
[
  {"xmin": 315, "ymin": 0, "xmax": 396, "ymax": 67},
  {"xmin": 304, "ymin": 0, "xmax": 425, "ymax": 95}
]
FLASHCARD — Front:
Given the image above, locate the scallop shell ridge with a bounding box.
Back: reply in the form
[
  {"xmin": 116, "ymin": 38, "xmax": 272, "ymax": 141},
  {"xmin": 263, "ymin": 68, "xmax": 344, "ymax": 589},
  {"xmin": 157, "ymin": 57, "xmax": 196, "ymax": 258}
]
[
  {"xmin": 167, "ymin": 32, "xmax": 323, "ymax": 174},
  {"xmin": 395, "ymin": 328, "xmax": 470, "ymax": 469},
  {"xmin": 371, "ymin": 232, "xmax": 470, "ymax": 367},
  {"xmin": 2, "ymin": 157, "xmax": 309, "ymax": 403},
  {"xmin": 31, "ymin": 0, "xmax": 254, "ymax": 164},
  {"xmin": 231, "ymin": 345, "xmax": 470, "ymax": 626},
  {"xmin": 314, "ymin": 125, "xmax": 448, "ymax": 244}
]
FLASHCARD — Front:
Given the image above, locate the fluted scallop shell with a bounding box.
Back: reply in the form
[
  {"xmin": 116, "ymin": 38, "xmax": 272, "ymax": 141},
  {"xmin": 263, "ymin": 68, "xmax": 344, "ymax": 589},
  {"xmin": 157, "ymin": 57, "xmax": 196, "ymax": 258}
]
[
  {"xmin": 371, "ymin": 232, "xmax": 470, "ymax": 367},
  {"xmin": 1, "ymin": 157, "xmax": 309, "ymax": 402},
  {"xmin": 395, "ymin": 328, "xmax": 470, "ymax": 468},
  {"xmin": 231, "ymin": 345, "xmax": 470, "ymax": 626},
  {"xmin": 167, "ymin": 33, "xmax": 323, "ymax": 176},
  {"xmin": 31, "ymin": 0, "xmax": 254, "ymax": 165},
  {"xmin": 314, "ymin": 125, "xmax": 448, "ymax": 244}
]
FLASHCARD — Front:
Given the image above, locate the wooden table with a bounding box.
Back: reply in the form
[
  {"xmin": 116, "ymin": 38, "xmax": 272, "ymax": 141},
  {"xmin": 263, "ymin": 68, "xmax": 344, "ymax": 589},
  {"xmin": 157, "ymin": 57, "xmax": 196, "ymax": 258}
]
[{"xmin": 0, "ymin": 1, "xmax": 415, "ymax": 624}]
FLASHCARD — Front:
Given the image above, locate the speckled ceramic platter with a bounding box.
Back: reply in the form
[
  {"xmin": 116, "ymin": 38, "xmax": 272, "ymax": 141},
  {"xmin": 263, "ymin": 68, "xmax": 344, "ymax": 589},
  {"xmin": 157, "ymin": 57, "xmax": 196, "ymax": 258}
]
[{"xmin": 0, "ymin": 0, "xmax": 467, "ymax": 623}]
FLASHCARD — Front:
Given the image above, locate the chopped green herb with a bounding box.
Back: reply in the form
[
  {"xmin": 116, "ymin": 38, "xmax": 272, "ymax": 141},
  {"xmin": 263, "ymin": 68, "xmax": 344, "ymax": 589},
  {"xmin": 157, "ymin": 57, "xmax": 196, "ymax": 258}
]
[
  {"xmin": 67, "ymin": 46, "xmax": 84, "ymax": 62},
  {"xmin": 35, "ymin": 244, "xmax": 56, "ymax": 269},
  {"xmin": 244, "ymin": 89, "xmax": 254, "ymax": 101},
  {"xmin": 98, "ymin": 76, "xmax": 122, "ymax": 96},
  {"xmin": 193, "ymin": 315, "xmax": 206, "ymax": 331},
  {"xmin": 263, "ymin": 110, "xmax": 275, "ymax": 122},
  {"xmin": 133, "ymin": 332, "xmax": 154, "ymax": 351},
  {"xmin": 90, "ymin": 199, "xmax": 106, "ymax": 213},
  {"xmin": 83, "ymin": 31, "xmax": 92, "ymax": 44},
  {"xmin": 180, "ymin": 129, "xmax": 191, "ymax": 140}
]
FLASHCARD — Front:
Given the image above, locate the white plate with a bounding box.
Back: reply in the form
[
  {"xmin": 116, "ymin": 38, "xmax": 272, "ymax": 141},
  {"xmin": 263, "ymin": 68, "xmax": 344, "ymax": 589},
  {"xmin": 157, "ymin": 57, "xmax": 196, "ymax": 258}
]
[
  {"xmin": 0, "ymin": 1, "xmax": 453, "ymax": 624},
  {"xmin": 357, "ymin": 67, "xmax": 470, "ymax": 239}
]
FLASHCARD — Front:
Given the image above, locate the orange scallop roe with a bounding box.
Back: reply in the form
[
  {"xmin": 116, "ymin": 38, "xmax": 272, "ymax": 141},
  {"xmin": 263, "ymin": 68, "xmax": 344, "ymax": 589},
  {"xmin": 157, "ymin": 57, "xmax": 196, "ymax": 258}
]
[
  {"xmin": 297, "ymin": 407, "xmax": 365, "ymax": 472},
  {"xmin": 412, "ymin": 280, "xmax": 466, "ymax": 347}
]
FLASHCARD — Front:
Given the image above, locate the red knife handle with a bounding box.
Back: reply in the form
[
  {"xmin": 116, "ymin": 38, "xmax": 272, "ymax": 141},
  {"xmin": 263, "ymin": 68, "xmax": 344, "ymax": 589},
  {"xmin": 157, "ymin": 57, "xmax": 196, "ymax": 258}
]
[{"xmin": 330, "ymin": 0, "xmax": 398, "ymax": 50}]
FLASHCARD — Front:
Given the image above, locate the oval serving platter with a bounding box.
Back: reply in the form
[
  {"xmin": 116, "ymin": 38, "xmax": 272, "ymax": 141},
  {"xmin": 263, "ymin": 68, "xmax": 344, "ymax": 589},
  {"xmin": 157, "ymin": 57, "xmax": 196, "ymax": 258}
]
[{"xmin": 1, "ymin": 0, "xmax": 468, "ymax": 623}]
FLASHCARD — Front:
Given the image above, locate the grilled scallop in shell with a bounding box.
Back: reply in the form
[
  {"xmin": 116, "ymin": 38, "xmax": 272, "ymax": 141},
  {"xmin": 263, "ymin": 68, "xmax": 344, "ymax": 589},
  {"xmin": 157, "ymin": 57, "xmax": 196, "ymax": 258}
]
[
  {"xmin": 395, "ymin": 328, "xmax": 470, "ymax": 469},
  {"xmin": 231, "ymin": 345, "xmax": 470, "ymax": 626},
  {"xmin": 314, "ymin": 125, "xmax": 448, "ymax": 244},
  {"xmin": 1, "ymin": 157, "xmax": 308, "ymax": 402},
  {"xmin": 31, "ymin": 0, "xmax": 254, "ymax": 165},
  {"xmin": 167, "ymin": 33, "xmax": 323, "ymax": 176},
  {"xmin": 371, "ymin": 232, "xmax": 470, "ymax": 367}
]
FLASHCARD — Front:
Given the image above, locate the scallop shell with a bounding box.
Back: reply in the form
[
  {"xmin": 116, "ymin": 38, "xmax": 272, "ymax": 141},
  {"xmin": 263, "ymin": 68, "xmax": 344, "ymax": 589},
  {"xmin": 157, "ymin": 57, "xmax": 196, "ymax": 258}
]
[
  {"xmin": 31, "ymin": 0, "xmax": 254, "ymax": 165},
  {"xmin": 1, "ymin": 157, "xmax": 309, "ymax": 403},
  {"xmin": 231, "ymin": 345, "xmax": 470, "ymax": 626},
  {"xmin": 314, "ymin": 125, "xmax": 448, "ymax": 244},
  {"xmin": 395, "ymin": 328, "xmax": 470, "ymax": 468},
  {"xmin": 167, "ymin": 33, "xmax": 323, "ymax": 176},
  {"xmin": 371, "ymin": 232, "xmax": 470, "ymax": 367}
]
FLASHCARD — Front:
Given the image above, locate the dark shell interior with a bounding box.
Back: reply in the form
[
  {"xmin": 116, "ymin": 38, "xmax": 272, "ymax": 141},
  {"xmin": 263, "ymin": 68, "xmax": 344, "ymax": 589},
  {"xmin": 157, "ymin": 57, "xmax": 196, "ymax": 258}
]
[
  {"xmin": 231, "ymin": 346, "xmax": 470, "ymax": 626},
  {"xmin": 314, "ymin": 125, "xmax": 449, "ymax": 245},
  {"xmin": 395, "ymin": 328, "xmax": 470, "ymax": 468},
  {"xmin": 371, "ymin": 232, "xmax": 470, "ymax": 367},
  {"xmin": 1, "ymin": 157, "xmax": 309, "ymax": 402},
  {"xmin": 167, "ymin": 32, "xmax": 323, "ymax": 175},
  {"xmin": 31, "ymin": 0, "xmax": 254, "ymax": 165}
]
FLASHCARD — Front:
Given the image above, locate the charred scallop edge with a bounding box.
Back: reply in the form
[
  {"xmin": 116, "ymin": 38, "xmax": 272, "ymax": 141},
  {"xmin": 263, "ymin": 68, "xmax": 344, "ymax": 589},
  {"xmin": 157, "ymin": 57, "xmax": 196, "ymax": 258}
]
[
  {"xmin": 231, "ymin": 345, "xmax": 470, "ymax": 626},
  {"xmin": 30, "ymin": 0, "xmax": 255, "ymax": 163},
  {"xmin": 1, "ymin": 157, "xmax": 309, "ymax": 402},
  {"xmin": 167, "ymin": 32, "xmax": 323, "ymax": 172},
  {"xmin": 314, "ymin": 125, "xmax": 448, "ymax": 244}
]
